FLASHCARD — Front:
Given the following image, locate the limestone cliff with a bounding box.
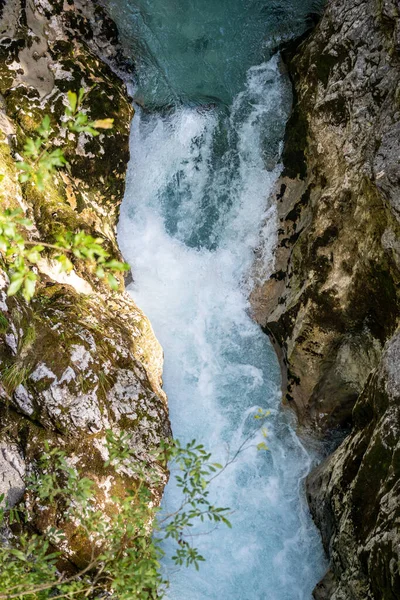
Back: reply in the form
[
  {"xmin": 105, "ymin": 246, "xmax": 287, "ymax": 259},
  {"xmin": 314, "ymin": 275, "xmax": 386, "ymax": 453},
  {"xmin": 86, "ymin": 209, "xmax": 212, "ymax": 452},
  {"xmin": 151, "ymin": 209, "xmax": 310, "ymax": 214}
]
[
  {"xmin": 0, "ymin": 0, "xmax": 170, "ymax": 565},
  {"xmin": 251, "ymin": 0, "xmax": 400, "ymax": 597}
]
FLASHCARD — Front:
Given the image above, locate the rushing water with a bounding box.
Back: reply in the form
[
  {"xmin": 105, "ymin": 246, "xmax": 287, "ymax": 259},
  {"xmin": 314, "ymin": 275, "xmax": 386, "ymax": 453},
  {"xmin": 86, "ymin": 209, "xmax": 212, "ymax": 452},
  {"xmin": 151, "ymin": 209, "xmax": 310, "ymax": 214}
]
[{"xmin": 111, "ymin": 0, "xmax": 327, "ymax": 597}]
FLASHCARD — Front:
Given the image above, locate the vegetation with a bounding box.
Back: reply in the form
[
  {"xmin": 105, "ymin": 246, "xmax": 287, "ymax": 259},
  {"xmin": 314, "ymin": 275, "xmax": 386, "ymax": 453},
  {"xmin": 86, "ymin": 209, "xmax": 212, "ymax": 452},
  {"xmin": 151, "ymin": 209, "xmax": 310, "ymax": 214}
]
[
  {"xmin": 0, "ymin": 432, "xmax": 232, "ymax": 600},
  {"xmin": 0, "ymin": 313, "xmax": 9, "ymax": 334},
  {"xmin": 16, "ymin": 89, "xmax": 113, "ymax": 192},
  {"xmin": 0, "ymin": 208, "xmax": 128, "ymax": 301},
  {"xmin": 0, "ymin": 89, "xmax": 128, "ymax": 302},
  {"xmin": 0, "ymin": 410, "xmax": 270, "ymax": 599},
  {"xmin": 0, "ymin": 362, "xmax": 30, "ymax": 395}
]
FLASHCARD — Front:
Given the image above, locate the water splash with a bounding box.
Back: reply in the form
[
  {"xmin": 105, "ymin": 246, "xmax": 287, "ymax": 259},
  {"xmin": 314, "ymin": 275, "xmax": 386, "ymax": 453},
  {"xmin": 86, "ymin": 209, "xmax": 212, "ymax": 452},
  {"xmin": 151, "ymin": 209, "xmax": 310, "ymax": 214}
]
[{"xmin": 118, "ymin": 56, "xmax": 327, "ymax": 599}]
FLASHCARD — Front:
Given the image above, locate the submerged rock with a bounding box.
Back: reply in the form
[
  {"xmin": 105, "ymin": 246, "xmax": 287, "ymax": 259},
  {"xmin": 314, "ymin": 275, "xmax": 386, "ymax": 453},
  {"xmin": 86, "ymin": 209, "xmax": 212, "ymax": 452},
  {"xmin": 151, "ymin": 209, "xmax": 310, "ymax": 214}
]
[
  {"xmin": 251, "ymin": 0, "xmax": 400, "ymax": 597},
  {"xmin": 0, "ymin": 0, "xmax": 170, "ymax": 566}
]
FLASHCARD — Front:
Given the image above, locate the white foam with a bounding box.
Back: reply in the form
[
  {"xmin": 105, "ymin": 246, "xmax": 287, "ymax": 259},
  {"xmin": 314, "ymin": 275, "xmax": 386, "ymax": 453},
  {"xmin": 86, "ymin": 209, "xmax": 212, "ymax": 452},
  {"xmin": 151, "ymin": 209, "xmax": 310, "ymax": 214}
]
[{"xmin": 118, "ymin": 57, "xmax": 327, "ymax": 599}]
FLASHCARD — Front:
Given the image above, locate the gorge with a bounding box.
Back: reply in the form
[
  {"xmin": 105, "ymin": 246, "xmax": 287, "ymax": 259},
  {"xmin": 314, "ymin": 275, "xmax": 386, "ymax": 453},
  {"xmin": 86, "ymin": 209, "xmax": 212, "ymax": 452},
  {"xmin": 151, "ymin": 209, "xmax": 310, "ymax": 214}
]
[
  {"xmin": 0, "ymin": 0, "xmax": 399, "ymax": 599},
  {"xmin": 110, "ymin": 0, "xmax": 328, "ymax": 598}
]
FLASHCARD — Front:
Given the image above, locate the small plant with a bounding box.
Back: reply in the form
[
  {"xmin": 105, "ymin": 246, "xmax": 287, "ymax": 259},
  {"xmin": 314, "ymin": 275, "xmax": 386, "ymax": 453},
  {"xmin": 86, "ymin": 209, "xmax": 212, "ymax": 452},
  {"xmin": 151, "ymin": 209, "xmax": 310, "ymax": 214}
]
[
  {"xmin": 0, "ymin": 313, "xmax": 9, "ymax": 333},
  {"xmin": 19, "ymin": 323, "xmax": 36, "ymax": 350},
  {"xmin": 17, "ymin": 89, "xmax": 113, "ymax": 191},
  {"xmin": 0, "ymin": 207, "xmax": 129, "ymax": 301},
  {"xmin": 0, "ymin": 88, "xmax": 128, "ymax": 302},
  {"xmin": 0, "ymin": 409, "xmax": 271, "ymax": 598},
  {"xmin": 16, "ymin": 114, "xmax": 67, "ymax": 191},
  {"xmin": 98, "ymin": 370, "xmax": 114, "ymax": 396},
  {"xmin": 1, "ymin": 362, "xmax": 30, "ymax": 394}
]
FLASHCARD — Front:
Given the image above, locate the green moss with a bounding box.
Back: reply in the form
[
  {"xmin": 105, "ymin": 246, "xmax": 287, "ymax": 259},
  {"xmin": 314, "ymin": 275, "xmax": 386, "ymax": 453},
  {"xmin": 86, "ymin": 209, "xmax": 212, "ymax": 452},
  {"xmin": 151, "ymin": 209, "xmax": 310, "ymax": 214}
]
[
  {"xmin": 0, "ymin": 313, "xmax": 9, "ymax": 334},
  {"xmin": 21, "ymin": 323, "xmax": 36, "ymax": 349},
  {"xmin": 0, "ymin": 50, "xmax": 16, "ymax": 94},
  {"xmin": 5, "ymin": 88, "xmax": 42, "ymax": 133}
]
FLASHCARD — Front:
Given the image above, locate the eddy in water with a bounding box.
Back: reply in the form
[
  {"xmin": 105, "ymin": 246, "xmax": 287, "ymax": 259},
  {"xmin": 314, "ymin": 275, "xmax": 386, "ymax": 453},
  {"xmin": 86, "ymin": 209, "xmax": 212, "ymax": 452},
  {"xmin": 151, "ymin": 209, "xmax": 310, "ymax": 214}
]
[{"xmin": 109, "ymin": 0, "xmax": 327, "ymax": 598}]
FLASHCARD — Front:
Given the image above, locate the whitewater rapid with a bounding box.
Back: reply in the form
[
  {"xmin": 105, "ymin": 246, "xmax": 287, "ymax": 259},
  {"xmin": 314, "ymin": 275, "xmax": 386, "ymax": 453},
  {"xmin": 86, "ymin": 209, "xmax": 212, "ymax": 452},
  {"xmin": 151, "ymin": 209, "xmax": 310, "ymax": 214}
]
[{"xmin": 118, "ymin": 56, "xmax": 327, "ymax": 599}]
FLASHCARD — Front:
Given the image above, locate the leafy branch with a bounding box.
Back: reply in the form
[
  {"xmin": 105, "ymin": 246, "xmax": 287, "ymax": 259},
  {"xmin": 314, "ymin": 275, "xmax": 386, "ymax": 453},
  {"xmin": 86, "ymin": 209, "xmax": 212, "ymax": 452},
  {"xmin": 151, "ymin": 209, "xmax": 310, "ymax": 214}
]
[
  {"xmin": 0, "ymin": 434, "xmax": 233, "ymax": 599},
  {"xmin": 0, "ymin": 208, "xmax": 129, "ymax": 301},
  {"xmin": 0, "ymin": 88, "xmax": 127, "ymax": 301},
  {"xmin": 0, "ymin": 409, "xmax": 270, "ymax": 598},
  {"xmin": 65, "ymin": 88, "xmax": 114, "ymax": 137}
]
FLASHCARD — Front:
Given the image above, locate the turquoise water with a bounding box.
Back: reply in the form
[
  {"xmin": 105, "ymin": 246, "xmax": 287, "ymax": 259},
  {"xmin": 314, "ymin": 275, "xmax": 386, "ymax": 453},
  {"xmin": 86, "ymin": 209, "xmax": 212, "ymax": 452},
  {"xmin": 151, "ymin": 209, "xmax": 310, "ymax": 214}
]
[
  {"xmin": 108, "ymin": 0, "xmax": 323, "ymax": 107},
  {"xmin": 112, "ymin": 0, "xmax": 327, "ymax": 597}
]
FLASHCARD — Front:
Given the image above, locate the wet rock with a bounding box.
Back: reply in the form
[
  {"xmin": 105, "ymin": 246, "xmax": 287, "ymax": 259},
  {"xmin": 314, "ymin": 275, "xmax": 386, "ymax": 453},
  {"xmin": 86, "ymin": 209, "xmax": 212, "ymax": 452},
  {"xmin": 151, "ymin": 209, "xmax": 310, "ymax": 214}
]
[{"xmin": 307, "ymin": 330, "xmax": 400, "ymax": 600}]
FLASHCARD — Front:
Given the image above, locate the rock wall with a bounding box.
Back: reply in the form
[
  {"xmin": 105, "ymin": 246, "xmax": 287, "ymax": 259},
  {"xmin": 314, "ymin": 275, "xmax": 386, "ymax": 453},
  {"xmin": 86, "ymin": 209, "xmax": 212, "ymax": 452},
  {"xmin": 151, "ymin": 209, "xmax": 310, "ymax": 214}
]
[
  {"xmin": 251, "ymin": 0, "xmax": 400, "ymax": 597},
  {"xmin": 0, "ymin": 0, "xmax": 170, "ymax": 565},
  {"xmin": 308, "ymin": 330, "xmax": 400, "ymax": 599}
]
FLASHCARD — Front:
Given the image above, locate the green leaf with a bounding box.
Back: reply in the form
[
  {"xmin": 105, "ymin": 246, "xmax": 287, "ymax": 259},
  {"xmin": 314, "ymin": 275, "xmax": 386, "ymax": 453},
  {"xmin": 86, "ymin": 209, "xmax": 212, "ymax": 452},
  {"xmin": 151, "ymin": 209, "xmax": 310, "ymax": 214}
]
[
  {"xmin": 23, "ymin": 138, "xmax": 39, "ymax": 157},
  {"xmin": 18, "ymin": 172, "xmax": 31, "ymax": 183},
  {"xmin": 9, "ymin": 549, "xmax": 27, "ymax": 561},
  {"xmin": 103, "ymin": 259, "xmax": 130, "ymax": 272},
  {"xmin": 37, "ymin": 115, "xmax": 52, "ymax": 138},
  {"xmin": 26, "ymin": 245, "xmax": 44, "ymax": 264},
  {"xmin": 16, "ymin": 161, "xmax": 32, "ymax": 172},
  {"xmin": 221, "ymin": 517, "xmax": 232, "ymax": 528},
  {"xmin": 82, "ymin": 126, "xmax": 100, "ymax": 136},
  {"xmin": 23, "ymin": 273, "xmax": 37, "ymax": 302},
  {"xmin": 55, "ymin": 254, "xmax": 73, "ymax": 273},
  {"xmin": 7, "ymin": 277, "xmax": 24, "ymax": 296},
  {"xmin": 92, "ymin": 118, "xmax": 114, "ymax": 129},
  {"xmin": 67, "ymin": 91, "xmax": 78, "ymax": 113}
]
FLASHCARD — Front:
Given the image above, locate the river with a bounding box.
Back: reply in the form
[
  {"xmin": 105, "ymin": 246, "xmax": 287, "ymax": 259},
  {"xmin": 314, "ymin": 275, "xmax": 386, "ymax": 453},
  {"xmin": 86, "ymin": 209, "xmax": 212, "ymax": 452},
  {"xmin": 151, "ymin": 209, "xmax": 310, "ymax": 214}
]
[{"xmin": 109, "ymin": 0, "xmax": 327, "ymax": 597}]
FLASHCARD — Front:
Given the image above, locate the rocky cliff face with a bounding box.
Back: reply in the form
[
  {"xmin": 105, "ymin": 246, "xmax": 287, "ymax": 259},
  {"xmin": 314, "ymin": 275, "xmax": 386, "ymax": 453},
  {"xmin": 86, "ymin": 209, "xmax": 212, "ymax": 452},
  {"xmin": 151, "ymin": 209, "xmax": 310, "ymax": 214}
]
[
  {"xmin": 0, "ymin": 0, "xmax": 170, "ymax": 565},
  {"xmin": 308, "ymin": 330, "xmax": 400, "ymax": 599},
  {"xmin": 251, "ymin": 0, "xmax": 400, "ymax": 597}
]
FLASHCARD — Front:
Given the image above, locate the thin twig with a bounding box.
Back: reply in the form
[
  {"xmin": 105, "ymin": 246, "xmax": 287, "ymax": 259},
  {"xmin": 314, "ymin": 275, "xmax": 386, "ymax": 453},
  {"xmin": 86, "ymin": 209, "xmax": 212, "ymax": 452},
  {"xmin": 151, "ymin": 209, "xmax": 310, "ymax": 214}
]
[{"xmin": 23, "ymin": 240, "xmax": 71, "ymax": 252}]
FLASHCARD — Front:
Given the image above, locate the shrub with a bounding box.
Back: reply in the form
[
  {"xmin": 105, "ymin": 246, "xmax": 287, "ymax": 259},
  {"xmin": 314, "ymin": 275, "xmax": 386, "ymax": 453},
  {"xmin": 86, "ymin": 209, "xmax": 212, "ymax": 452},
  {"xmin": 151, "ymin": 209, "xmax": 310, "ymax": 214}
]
[{"xmin": 0, "ymin": 433, "xmax": 232, "ymax": 599}]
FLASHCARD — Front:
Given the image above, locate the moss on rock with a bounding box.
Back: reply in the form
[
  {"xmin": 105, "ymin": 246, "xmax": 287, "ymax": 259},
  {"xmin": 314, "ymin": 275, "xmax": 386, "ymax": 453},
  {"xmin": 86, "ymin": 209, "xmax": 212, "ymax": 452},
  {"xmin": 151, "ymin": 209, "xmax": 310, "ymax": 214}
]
[{"xmin": 0, "ymin": 0, "xmax": 170, "ymax": 568}]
